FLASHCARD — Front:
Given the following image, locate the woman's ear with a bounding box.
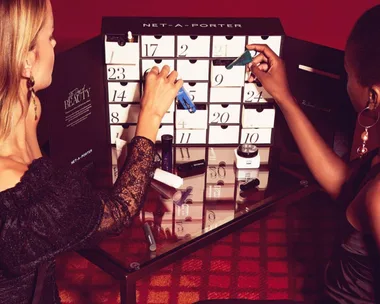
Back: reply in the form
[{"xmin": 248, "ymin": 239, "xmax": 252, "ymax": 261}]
[
  {"xmin": 369, "ymin": 86, "xmax": 380, "ymax": 110},
  {"xmin": 22, "ymin": 51, "xmax": 36, "ymax": 78}
]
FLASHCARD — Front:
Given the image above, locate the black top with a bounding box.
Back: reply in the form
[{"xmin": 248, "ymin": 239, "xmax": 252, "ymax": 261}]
[
  {"xmin": 325, "ymin": 148, "xmax": 380, "ymax": 303},
  {"xmin": 0, "ymin": 136, "xmax": 156, "ymax": 304}
]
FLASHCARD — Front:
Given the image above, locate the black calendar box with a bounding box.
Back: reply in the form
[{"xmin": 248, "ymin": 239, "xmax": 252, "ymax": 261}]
[
  {"xmin": 38, "ymin": 17, "xmax": 356, "ymax": 187},
  {"xmin": 38, "ymin": 36, "xmax": 109, "ymax": 186}
]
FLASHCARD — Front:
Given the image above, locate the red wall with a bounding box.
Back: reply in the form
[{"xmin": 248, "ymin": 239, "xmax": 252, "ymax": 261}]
[{"xmin": 51, "ymin": 0, "xmax": 379, "ymax": 53}]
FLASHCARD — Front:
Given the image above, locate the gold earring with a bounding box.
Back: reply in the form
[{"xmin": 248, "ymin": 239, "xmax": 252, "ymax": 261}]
[
  {"xmin": 27, "ymin": 75, "xmax": 37, "ymax": 121},
  {"xmin": 356, "ymin": 105, "xmax": 379, "ymax": 157}
]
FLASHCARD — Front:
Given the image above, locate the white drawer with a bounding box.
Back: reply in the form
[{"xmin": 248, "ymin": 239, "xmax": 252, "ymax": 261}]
[
  {"xmin": 177, "ymin": 60, "xmax": 209, "ymax": 81},
  {"xmin": 110, "ymin": 124, "xmax": 174, "ymax": 144},
  {"xmin": 109, "ymin": 104, "xmax": 140, "ymax": 124},
  {"xmin": 107, "ymin": 64, "xmax": 139, "ymax": 81},
  {"xmin": 243, "ymin": 82, "xmax": 271, "ymax": 103},
  {"xmin": 211, "ymin": 61, "xmax": 245, "ymax": 87},
  {"xmin": 176, "ymin": 147, "xmax": 206, "ymax": 164},
  {"xmin": 175, "ymin": 129, "xmax": 207, "ymax": 144},
  {"xmin": 141, "ymin": 59, "xmax": 175, "ymax": 77},
  {"xmin": 210, "ymin": 87, "xmax": 242, "ymax": 103},
  {"xmin": 104, "ymin": 35, "xmax": 139, "ymax": 64},
  {"xmin": 242, "ymin": 106, "xmax": 275, "ymax": 128},
  {"xmin": 141, "ymin": 35, "xmax": 175, "ymax": 57},
  {"xmin": 208, "ymin": 147, "xmax": 236, "ymax": 166},
  {"xmin": 209, "ymin": 125, "xmax": 239, "ymax": 144},
  {"xmin": 108, "ymin": 82, "xmax": 140, "ymax": 103},
  {"xmin": 177, "ymin": 36, "xmax": 211, "ymax": 57},
  {"xmin": 183, "ymin": 82, "xmax": 208, "ymax": 103},
  {"xmin": 109, "ymin": 102, "xmax": 173, "ymax": 124},
  {"xmin": 176, "ymin": 104, "xmax": 208, "ymax": 129},
  {"xmin": 206, "ymin": 165, "xmax": 235, "ymax": 184},
  {"xmin": 110, "ymin": 124, "xmax": 137, "ymax": 144},
  {"xmin": 212, "ymin": 36, "xmax": 246, "ymax": 57},
  {"xmin": 247, "ymin": 35, "xmax": 282, "ymax": 56},
  {"xmin": 240, "ymin": 128, "xmax": 273, "ymax": 145},
  {"xmin": 209, "ymin": 104, "xmax": 240, "ymax": 124}
]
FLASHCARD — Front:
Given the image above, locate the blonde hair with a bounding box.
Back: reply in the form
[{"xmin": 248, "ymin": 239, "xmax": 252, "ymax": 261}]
[{"xmin": 0, "ymin": 0, "xmax": 47, "ymax": 140}]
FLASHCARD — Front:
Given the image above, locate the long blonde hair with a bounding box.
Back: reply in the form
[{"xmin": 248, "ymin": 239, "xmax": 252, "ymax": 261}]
[{"xmin": 0, "ymin": 0, "xmax": 47, "ymax": 140}]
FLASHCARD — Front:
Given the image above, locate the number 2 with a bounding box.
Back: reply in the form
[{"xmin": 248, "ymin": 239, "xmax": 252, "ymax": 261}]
[{"xmin": 179, "ymin": 44, "xmax": 189, "ymax": 56}]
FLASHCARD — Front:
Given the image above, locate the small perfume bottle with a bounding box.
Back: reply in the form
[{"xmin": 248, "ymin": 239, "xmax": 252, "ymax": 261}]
[{"xmin": 161, "ymin": 134, "xmax": 173, "ymax": 172}]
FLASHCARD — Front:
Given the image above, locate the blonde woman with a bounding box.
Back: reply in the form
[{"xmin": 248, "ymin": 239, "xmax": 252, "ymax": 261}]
[{"xmin": 0, "ymin": 1, "xmax": 182, "ymax": 303}]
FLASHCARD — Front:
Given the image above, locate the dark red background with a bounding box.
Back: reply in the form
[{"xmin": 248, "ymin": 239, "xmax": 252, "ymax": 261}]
[{"xmin": 51, "ymin": 0, "xmax": 379, "ymax": 53}]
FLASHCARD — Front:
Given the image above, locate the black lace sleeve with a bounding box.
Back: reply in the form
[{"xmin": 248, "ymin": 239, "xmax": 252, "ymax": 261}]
[
  {"xmin": 97, "ymin": 136, "xmax": 156, "ymax": 235},
  {"xmin": 0, "ymin": 136, "xmax": 155, "ymax": 276}
]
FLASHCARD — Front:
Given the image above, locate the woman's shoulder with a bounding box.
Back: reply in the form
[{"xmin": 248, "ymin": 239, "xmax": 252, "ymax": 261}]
[
  {"xmin": 0, "ymin": 157, "xmax": 52, "ymax": 194},
  {"xmin": 0, "ymin": 157, "xmax": 29, "ymax": 192}
]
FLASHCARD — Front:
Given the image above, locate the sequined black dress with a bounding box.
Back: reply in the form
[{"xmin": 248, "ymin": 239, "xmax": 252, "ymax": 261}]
[{"xmin": 0, "ymin": 136, "xmax": 155, "ymax": 304}]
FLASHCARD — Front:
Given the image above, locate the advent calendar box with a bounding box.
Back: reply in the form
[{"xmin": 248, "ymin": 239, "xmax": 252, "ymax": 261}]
[
  {"xmin": 38, "ymin": 17, "xmax": 356, "ymax": 189},
  {"xmin": 102, "ymin": 17, "xmax": 285, "ymax": 183}
]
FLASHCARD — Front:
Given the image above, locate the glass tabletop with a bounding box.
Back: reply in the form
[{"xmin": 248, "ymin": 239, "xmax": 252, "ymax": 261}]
[{"xmin": 96, "ymin": 145, "xmax": 305, "ymax": 272}]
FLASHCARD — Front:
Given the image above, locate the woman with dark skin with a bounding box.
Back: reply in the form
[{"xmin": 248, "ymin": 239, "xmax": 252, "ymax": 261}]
[
  {"xmin": 197, "ymin": 4, "xmax": 380, "ymax": 304},
  {"xmin": 0, "ymin": 0, "xmax": 182, "ymax": 303}
]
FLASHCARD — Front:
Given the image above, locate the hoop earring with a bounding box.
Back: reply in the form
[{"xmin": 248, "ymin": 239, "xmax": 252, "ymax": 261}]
[
  {"xmin": 356, "ymin": 106, "xmax": 379, "ymax": 157},
  {"xmin": 27, "ymin": 75, "xmax": 37, "ymax": 121}
]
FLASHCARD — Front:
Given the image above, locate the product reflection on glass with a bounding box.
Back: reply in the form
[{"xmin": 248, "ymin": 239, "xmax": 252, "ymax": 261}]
[{"xmin": 141, "ymin": 143, "xmax": 274, "ymax": 247}]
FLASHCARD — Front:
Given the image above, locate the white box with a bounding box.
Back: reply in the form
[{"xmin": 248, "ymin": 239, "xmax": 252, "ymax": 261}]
[
  {"xmin": 183, "ymin": 82, "xmax": 208, "ymax": 103},
  {"xmin": 212, "ymin": 36, "xmax": 246, "ymax": 57},
  {"xmin": 209, "ymin": 125, "xmax": 240, "ymax": 144},
  {"xmin": 176, "ymin": 104, "xmax": 208, "ymax": 129},
  {"xmin": 177, "ymin": 36, "xmax": 211, "ymax": 57},
  {"xmin": 175, "ymin": 129, "xmax": 207, "ymax": 144},
  {"xmin": 240, "ymin": 128, "xmax": 273, "ymax": 145},
  {"xmin": 242, "ymin": 106, "xmax": 275, "ymax": 128},
  {"xmin": 243, "ymin": 82, "xmax": 271, "ymax": 103},
  {"xmin": 108, "ymin": 82, "xmax": 140, "ymax": 103},
  {"xmin": 210, "ymin": 87, "xmax": 242, "ymax": 103},
  {"xmin": 211, "ymin": 61, "xmax": 245, "ymax": 87},
  {"xmin": 176, "ymin": 60, "xmax": 209, "ymax": 81},
  {"xmin": 107, "ymin": 64, "xmax": 139, "ymax": 81},
  {"xmin": 109, "ymin": 104, "xmax": 140, "ymax": 124},
  {"xmin": 104, "ymin": 35, "xmax": 139, "ymax": 64},
  {"xmin": 141, "ymin": 59, "xmax": 175, "ymax": 77},
  {"xmin": 209, "ymin": 104, "xmax": 240, "ymax": 124},
  {"xmin": 141, "ymin": 35, "xmax": 175, "ymax": 57},
  {"xmin": 247, "ymin": 35, "xmax": 282, "ymax": 56}
]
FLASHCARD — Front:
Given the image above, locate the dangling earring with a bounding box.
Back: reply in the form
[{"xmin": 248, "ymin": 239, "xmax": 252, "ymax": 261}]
[
  {"xmin": 356, "ymin": 105, "xmax": 379, "ymax": 157},
  {"xmin": 27, "ymin": 75, "xmax": 37, "ymax": 121}
]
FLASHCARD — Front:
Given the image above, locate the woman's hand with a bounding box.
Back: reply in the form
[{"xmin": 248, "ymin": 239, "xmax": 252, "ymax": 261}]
[
  {"xmin": 136, "ymin": 65, "xmax": 183, "ymax": 142},
  {"xmin": 140, "ymin": 65, "xmax": 183, "ymax": 119},
  {"xmin": 246, "ymin": 44, "xmax": 293, "ymax": 103}
]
